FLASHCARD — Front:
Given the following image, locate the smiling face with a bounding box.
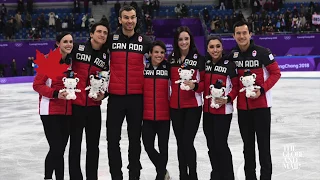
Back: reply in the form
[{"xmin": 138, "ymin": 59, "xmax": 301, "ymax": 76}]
[
  {"xmin": 90, "ymin": 25, "xmax": 108, "ymax": 46},
  {"xmin": 178, "ymin": 31, "xmax": 190, "ymax": 52},
  {"xmin": 207, "ymin": 39, "xmax": 223, "ymax": 61},
  {"xmin": 56, "ymin": 34, "xmax": 73, "ymax": 54},
  {"xmin": 150, "ymin": 45, "xmax": 165, "ymax": 66},
  {"xmin": 233, "ymin": 24, "xmax": 252, "ymax": 50},
  {"xmin": 119, "ymin": 10, "xmax": 137, "ymax": 33}
]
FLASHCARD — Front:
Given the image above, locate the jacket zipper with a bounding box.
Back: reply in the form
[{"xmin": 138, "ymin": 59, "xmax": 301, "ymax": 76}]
[
  {"xmin": 125, "ymin": 39, "xmax": 129, "ymax": 95},
  {"xmin": 85, "ymin": 64, "xmax": 92, "ymax": 106},
  {"xmin": 208, "ymin": 72, "xmax": 213, "ymax": 113},
  {"xmin": 154, "ymin": 73, "xmax": 156, "ymax": 121}
]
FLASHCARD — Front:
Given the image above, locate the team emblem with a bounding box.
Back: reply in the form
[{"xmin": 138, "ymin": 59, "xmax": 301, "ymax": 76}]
[
  {"xmin": 224, "ymin": 60, "xmax": 229, "ymax": 64},
  {"xmin": 78, "ymin": 45, "xmax": 85, "ymax": 51},
  {"xmin": 252, "ymin": 50, "xmax": 257, "ymax": 57},
  {"xmin": 193, "ymin": 54, "xmax": 198, "ymax": 59},
  {"xmin": 233, "ymin": 52, "xmax": 239, "ymax": 58},
  {"xmin": 138, "ymin": 36, "xmax": 143, "ymax": 42},
  {"xmin": 113, "ymin": 34, "xmax": 119, "ymax": 40},
  {"xmin": 103, "ymin": 53, "xmax": 106, "ymax": 59}
]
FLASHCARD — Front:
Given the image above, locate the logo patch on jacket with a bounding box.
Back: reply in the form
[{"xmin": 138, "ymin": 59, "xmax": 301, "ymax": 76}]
[
  {"xmin": 252, "ymin": 50, "xmax": 257, "ymax": 57},
  {"xmin": 78, "ymin": 45, "xmax": 85, "ymax": 51},
  {"xmin": 138, "ymin": 36, "xmax": 143, "ymax": 42},
  {"xmin": 113, "ymin": 34, "xmax": 119, "ymax": 40},
  {"xmin": 233, "ymin": 52, "xmax": 239, "ymax": 58}
]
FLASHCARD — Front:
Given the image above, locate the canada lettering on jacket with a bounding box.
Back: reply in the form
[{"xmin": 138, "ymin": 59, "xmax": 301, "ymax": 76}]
[
  {"xmin": 214, "ymin": 66, "xmax": 227, "ymax": 73},
  {"xmin": 94, "ymin": 58, "xmax": 105, "ymax": 68},
  {"xmin": 184, "ymin": 59, "xmax": 197, "ymax": 66},
  {"xmin": 234, "ymin": 60, "xmax": 259, "ymax": 67},
  {"xmin": 76, "ymin": 53, "xmax": 91, "ymax": 62},
  {"xmin": 205, "ymin": 65, "xmax": 212, "ymax": 72},
  {"xmin": 144, "ymin": 70, "xmax": 168, "ymax": 76},
  {"xmin": 112, "ymin": 43, "xmax": 143, "ymax": 51}
]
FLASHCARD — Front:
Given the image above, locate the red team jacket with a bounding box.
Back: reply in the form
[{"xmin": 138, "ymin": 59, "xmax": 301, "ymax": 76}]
[
  {"xmin": 71, "ymin": 41, "xmax": 109, "ymax": 106},
  {"xmin": 108, "ymin": 30, "xmax": 151, "ymax": 95},
  {"xmin": 143, "ymin": 60, "xmax": 170, "ymax": 121},
  {"xmin": 33, "ymin": 73, "xmax": 72, "ymax": 115},
  {"xmin": 168, "ymin": 49, "xmax": 205, "ymax": 109},
  {"xmin": 229, "ymin": 41, "xmax": 281, "ymax": 110},
  {"xmin": 203, "ymin": 56, "xmax": 239, "ymax": 114}
]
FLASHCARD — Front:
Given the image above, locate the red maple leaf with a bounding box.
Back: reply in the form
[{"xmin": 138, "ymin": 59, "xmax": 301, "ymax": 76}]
[{"xmin": 34, "ymin": 48, "xmax": 70, "ymax": 80}]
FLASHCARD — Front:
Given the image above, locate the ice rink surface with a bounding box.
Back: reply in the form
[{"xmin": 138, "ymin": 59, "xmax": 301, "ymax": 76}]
[{"xmin": 0, "ymin": 77, "xmax": 319, "ymax": 180}]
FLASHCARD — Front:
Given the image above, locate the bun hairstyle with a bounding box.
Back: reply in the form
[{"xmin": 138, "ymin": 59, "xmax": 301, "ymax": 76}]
[{"xmin": 54, "ymin": 32, "xmax": 72, "ymax": 48}]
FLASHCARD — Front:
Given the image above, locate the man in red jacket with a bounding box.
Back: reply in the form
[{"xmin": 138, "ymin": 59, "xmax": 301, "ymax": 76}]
[
  {"xmin": 230, "ymin": 21, "xmax": 281, "ymax": 180},
  {"xmin": 107, "ymin": 5, "xmax": 151, "ymax": 180}
]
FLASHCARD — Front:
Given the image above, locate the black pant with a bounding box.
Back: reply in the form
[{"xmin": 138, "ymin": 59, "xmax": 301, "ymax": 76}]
[
  {"xmin": 107, "ymin": 94, "xmax": 143, "ymax": 179},
  {"xmin": 238, "ymin": 108, "xmax": 272, "ymax": 180},
  {"xmin": 41, "ymin": 115, "xmax": 70, "ymax": 180},
  {"xmin": 142, "ymin": 120, "xmax": 170, "ymax": 180},
  {"xmin": 203, "ymin": 113, "xmax": 234, "ymax": 180},
  {"xmin": 170, "ymin": 106, "xmax": 202, "ymax": 179},
  {"xmin": 69, "ymin": 105, "xmax": 102, "ymax": 180}
]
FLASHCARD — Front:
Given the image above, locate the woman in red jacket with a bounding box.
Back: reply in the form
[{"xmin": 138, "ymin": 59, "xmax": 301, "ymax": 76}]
[
  {"xmin": 142, "ymin": 40, "xmax": 171, "ymax": 180},
  {"xmin": 33, "ymin": 32, "xmax": 73, "ymax": 180},
  {"xmin": 167, "ymin": 26, "xmax": 205, "ymax": 180},
  {"xmin": 203, "ymin": 36, "xmax": 238, "ymax": 180}
]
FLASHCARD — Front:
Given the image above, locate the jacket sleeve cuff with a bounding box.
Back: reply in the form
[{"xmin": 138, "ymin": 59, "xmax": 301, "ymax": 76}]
[
  {"xmin": 260, "ymin": 87, "xmax": 265, "ymax": 94},
  {"xmin": 227, "ymin": 95, "xmax": 231, "ymax": 103},
  {"xmin": 53, "ymin": 90, "xmax": 59, "ymax": 98},
  {"xmin": 193, "ymin": 83, "xmax": 199, "ymax": 91}
]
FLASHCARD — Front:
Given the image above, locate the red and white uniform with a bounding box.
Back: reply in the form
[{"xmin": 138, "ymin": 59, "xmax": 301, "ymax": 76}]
[
  {"xmin": 33, "ymin": 73, "xmax": 72, "ymax": 115},
  {"xmin": 203, "ymin": 56, "xmax": 239, "ymax": 114},
  {"xmin": 229, "ymin": 41, "xmax": 281, "ymax": 110},
  {"xmin": 168, "ymin": 49, "xmax": 205, "ymax": 109}
]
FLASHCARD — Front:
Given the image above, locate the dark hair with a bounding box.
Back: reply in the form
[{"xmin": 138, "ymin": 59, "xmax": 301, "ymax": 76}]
[
  {"xmin": 54, "ymin": 31, "xmax": 72, "ymax": 48},
  {"xmin": 233, "ymin": 21, "xmax": 251, "ymax": 34},
  {"xmin": 119, "ymin": 5, "xmax": 136, "ymax": 18},
  {"xmin": 90, "ymin": 21, "xmax": 110, "ymax": 35},
  {"xmin": 172, "ymin": 26, "xmax": 198, "ymax": 59},
  {"xmin": 150, "ymin": 40, "xmax": 166, "ymax": 53},
  {"xmin": 206, "ymin": 36, "xmax": 223, "ymax": 47}
]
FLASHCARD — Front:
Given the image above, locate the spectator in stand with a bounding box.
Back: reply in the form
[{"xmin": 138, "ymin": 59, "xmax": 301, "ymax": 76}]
[
  {"xmin": 81, "ymin": 14, "xmax": 87, "ymax": 29},
  {"xmin": 203, "ymin": 7, "xmax": 210, "ymax": 23},
  {"xmin": 100, "ymin": 15, "xmax": 109, "ymax": 26},
  {"xmin": 48, "ymin": 12, "xmax": 56, "ymax": 27},
  {"xmin": 27, "ymin": 57, "xmax": 34, "ymax": 76},
  {"xmin": 175, "ymin": 4, "xmax": 182, "ymax": 18},
  {"xmin": 55, "ymin": 15, "xmax": 62, "ymax": 32},
  {"xmin": 181, "ymin": 4, "xmax": 188, "ymax": 17},
  {"xmin": 4, "ymin": 18, "xmax": 14, "ymax": 40},
  {"xmin": 88, "ymin": 15, "xmax": 95, "ymax": 30},
  {"xmin": 17, "ymin": 0, "xmax": 25, "ymax": 14},
  {"xmin": 27, "ymin": 0, "xmax": 33, "ymax": 14},
  {"xmin": 220, "ymin": 2, "xmax": 226, "ymax": 10},
  {"xmin": 74, "ymin": 0, "xmax": 80, "ymax": 14},
  {"xmin": 25, "ymin": 12, "xmax": 32, "ymax": 28},
  {"xmin": 153, "ymin": 0, "xmax": 160, "ymax": 17},
  {"xmin": 1, "ymin": 4, "xmax": 7, "ymax": 18},
  {"xmin": 14, "ymin": 11, "xmax": 22, "ymax": 30}
]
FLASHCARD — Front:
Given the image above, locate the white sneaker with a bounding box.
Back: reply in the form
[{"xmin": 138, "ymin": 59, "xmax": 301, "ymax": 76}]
[{"xmin": 164, "ymin": 170, "xmax": 171, "ymax": 180}]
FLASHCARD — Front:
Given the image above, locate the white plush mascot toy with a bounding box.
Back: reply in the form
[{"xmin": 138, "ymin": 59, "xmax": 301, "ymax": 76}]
[
  {"xmin": 85, "ymin": 72, "xmax": 106, "ymax": 99},
  {"xmin": 175, "ymin": 68, "xmax": 197, "ymax": 91},
  {"xmin": 205, "ymin": 79, "xmax": 228, "ymax": 109},
  {"xmin": 99, "ymin": 70, "xmax": 110, "ymax": 92},
  {"xmin": 239, "ymin": 70, "xmax": 261, "ymax": 98},
  {"xmin": 59, "ymin": 70, "xmax": 81, "ymax": 100}
]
